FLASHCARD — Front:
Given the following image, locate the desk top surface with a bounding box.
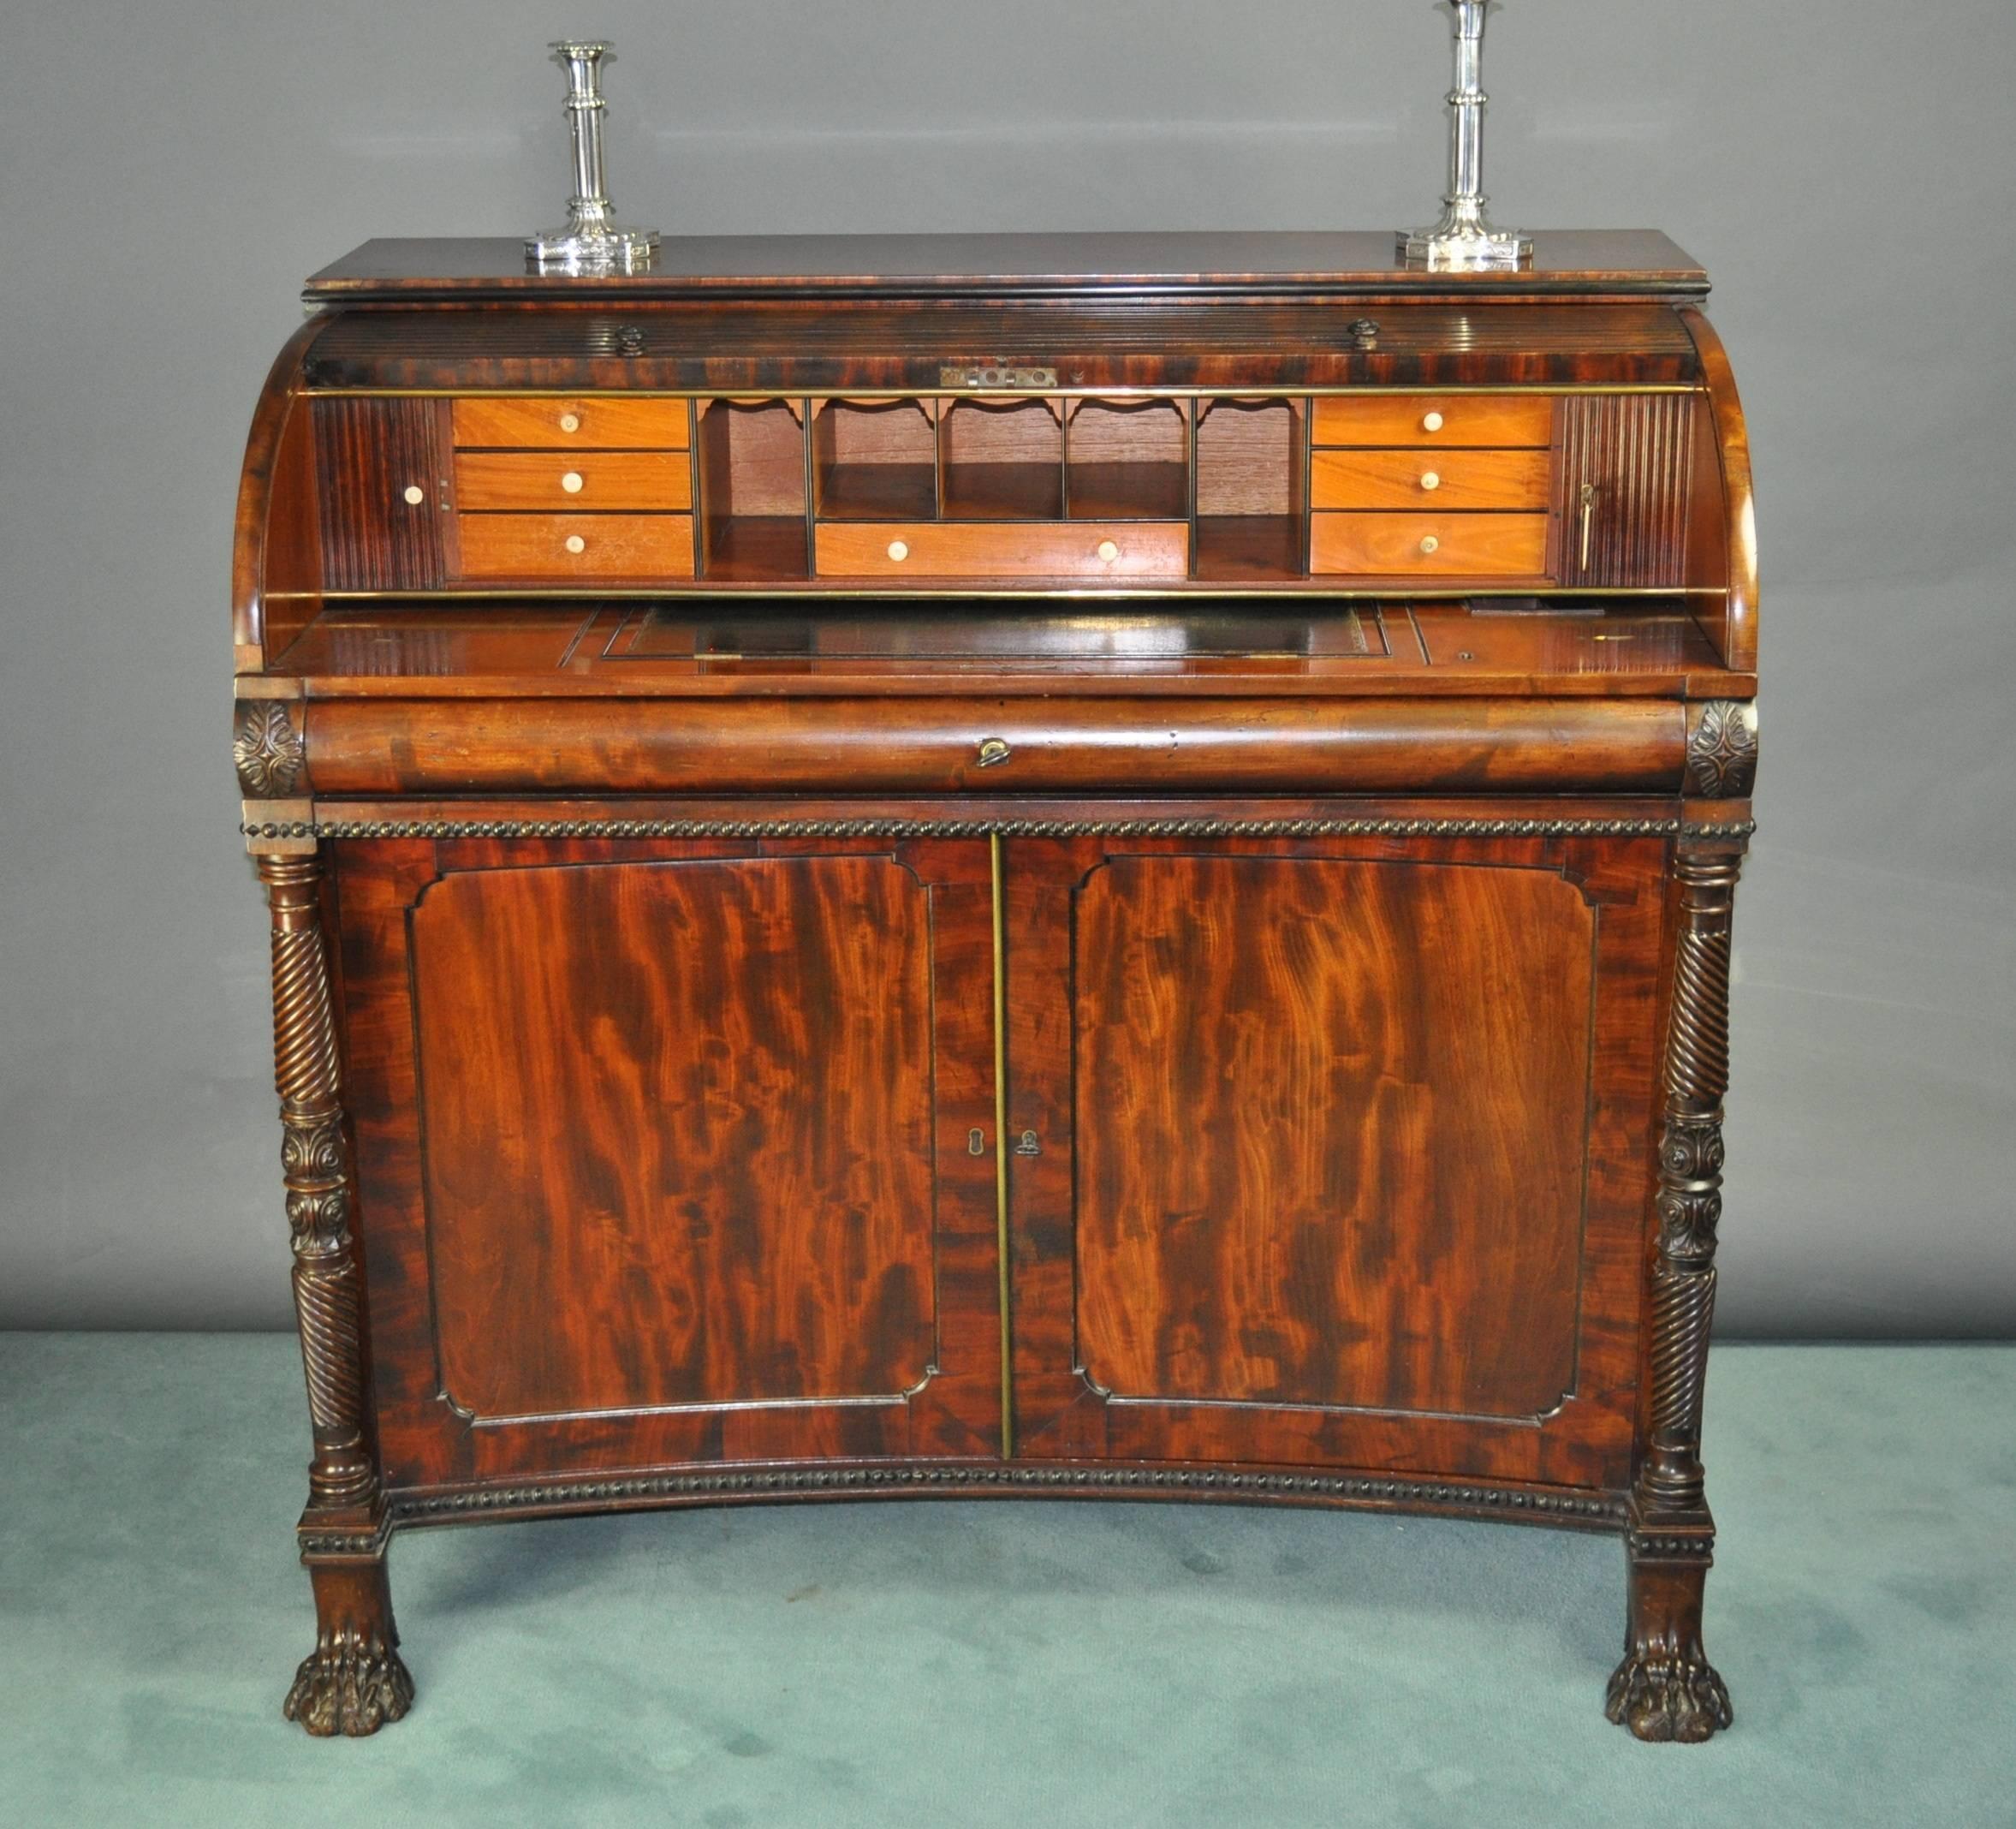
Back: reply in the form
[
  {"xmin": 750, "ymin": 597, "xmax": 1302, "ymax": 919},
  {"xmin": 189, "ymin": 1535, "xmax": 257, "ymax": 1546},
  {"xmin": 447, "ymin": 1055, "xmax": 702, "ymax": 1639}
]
[{"xmin": 306, "ymin": 231, "xmax": 1708, "ymax": 304}]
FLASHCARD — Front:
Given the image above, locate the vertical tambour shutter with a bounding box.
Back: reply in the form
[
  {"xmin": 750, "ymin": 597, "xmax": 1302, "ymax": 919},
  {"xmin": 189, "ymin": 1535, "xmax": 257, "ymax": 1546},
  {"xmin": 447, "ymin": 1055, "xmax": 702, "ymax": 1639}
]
[
  {"xmin": 1553, "ymin": 394, "xmax": 1694, "ymax": 588},
  {"xmin": 312, "ymin": 398, "xmax": 445, "ymax": 591}
]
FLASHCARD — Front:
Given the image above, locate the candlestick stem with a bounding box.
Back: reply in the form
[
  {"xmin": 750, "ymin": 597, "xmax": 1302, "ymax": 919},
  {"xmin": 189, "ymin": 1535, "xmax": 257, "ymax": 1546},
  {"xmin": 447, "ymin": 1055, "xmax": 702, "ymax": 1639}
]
[
  {"xmin": 1400, "ymin": 2, "xmax": 1531, "ymax": 271},
  {"xmin": 526, "ymin": 41, "xmax": 660, "ymax": 276}
]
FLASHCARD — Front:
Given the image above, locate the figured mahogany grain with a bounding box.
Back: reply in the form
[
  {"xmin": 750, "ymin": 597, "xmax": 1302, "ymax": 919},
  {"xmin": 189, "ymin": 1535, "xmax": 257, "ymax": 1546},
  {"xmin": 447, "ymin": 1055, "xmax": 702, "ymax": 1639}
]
[
  {"xmin": 998, "ymin": 829, "xmax": 1664, "ymax": 1488},
  {"xmin": 1072, "ymin": 852, "xmax": 1591, "ymax": 1417},
  {"xmin": 300, "ymin": 694, "xmax": 1686, "ymax": 795},
  {"xmin": 407, "ymin": 853, "xmax": 937, "ymax": 1418}
]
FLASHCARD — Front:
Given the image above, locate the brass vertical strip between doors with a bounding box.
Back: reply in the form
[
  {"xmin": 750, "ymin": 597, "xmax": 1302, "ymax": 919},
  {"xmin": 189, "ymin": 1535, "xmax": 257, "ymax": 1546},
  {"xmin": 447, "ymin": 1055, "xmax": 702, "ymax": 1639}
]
[{"xmin": 990, "ymin": 830, "xmax": 1014, "ymax": 1460}]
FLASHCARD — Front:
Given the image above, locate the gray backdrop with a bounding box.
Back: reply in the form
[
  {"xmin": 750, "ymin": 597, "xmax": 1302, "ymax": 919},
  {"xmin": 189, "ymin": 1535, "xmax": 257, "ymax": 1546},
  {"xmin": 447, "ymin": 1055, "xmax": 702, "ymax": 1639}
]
[{"xmin": 3, "ymin": 1, "xmax": 2011, "ymax": 1334}]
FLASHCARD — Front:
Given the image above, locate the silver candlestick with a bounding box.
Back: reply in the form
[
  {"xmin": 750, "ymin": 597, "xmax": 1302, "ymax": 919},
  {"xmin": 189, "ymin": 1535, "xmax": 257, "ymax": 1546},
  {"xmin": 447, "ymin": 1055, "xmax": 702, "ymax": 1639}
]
[
  {"xmin": 1399, "ymin": 1, "xmax": 1531, "ymax": 271},
  {"xmin": 526, "ymin": 41, "xmax": 660, "ymax": 275}
]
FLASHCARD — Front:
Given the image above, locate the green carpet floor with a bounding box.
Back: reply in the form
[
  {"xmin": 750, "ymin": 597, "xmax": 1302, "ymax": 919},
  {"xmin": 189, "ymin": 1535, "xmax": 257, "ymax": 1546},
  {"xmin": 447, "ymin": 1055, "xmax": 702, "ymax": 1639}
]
[{"xmin": 1, "ymin": 1337, "xmax": 2010, "ymax": 1826}]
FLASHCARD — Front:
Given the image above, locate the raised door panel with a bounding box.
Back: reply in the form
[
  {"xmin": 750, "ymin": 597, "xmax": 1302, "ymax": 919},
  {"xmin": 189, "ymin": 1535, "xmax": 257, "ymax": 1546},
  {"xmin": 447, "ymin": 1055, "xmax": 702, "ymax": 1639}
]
[
  {"xmin": 336, "ymin": 837, "xmax": 1002, "ymax": 1489},
  {"xmin": 1003, "ymin": 834, "xmax": 1663, "ymax": 1491},
  {"xmin": 412, "ymin": 854, "xmax": 933, "ymax": 1417},
  {"xmin": 1076, "ymin": 851, "xmax": 1588, "ymax": 1417}
]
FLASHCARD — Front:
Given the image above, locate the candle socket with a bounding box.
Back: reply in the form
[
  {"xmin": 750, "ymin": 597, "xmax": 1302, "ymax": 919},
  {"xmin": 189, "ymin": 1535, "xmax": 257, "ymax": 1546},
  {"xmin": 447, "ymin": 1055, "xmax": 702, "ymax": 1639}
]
[
  {"xmin": 1399, "ymin": 2, "xmax": 1532, "ymax": 271},
  {"xmin": 526, "ymin": 41, "xmax": 660, "ymax": 276}
]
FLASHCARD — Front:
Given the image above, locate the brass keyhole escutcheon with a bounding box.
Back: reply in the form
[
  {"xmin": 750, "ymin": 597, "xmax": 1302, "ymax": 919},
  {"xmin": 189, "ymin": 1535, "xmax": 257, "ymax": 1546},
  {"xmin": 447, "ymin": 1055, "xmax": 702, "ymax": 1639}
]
[
  {"xmin": 968, "ymin": 1127, "xmax": 987, "ymax": 1156},
  {"xmin": 976, "ymin": 737, "xmax": 1012, "ymax": 768}
]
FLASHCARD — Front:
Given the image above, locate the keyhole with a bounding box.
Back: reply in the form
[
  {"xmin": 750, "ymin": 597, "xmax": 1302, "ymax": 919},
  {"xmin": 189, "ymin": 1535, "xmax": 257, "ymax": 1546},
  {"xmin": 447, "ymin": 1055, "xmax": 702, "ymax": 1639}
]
[{"xmin": 968, "ymin": 1128, "xmax": 986, "ymax": 1156}]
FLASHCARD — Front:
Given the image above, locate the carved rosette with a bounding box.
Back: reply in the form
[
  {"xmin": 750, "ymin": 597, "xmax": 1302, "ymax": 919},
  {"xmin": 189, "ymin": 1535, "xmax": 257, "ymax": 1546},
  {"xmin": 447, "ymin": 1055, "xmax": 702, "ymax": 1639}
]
[
  {"xmin": 1684, "ymin": 700, "xmax": 1758, "ymax": 799},
  {"xmin": 235, "ymin": 700, "xmax": 307, "ymax": 797},
  {"xmin": 258, "ymin": 852, "xmax": 373, "ymax": 1510},
  {"xmin": 282, "ymin": 1623, "xmax": 415, "ymax": 1738}
]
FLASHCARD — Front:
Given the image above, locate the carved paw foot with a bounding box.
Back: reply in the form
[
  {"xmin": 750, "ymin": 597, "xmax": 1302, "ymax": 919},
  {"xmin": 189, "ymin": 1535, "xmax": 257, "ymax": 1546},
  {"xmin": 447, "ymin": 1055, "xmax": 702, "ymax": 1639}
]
[
  {"xmin": 282, "ymin": 1628, "xmax": 414, "ymax": 1737},
  {"xmin": 1605, "ymin": 1651, "xmax": 1732, "ymax": 1743}
]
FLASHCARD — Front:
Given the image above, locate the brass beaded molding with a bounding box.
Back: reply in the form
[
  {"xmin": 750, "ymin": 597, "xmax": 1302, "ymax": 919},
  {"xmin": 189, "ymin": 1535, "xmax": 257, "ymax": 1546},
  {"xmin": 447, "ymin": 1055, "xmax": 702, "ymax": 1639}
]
[
  {"xmin": 243, "ymin": 815, "xmax": 1756, "ymax": 843},
  {"xmin": 392, "ymin": 1463, "xmax": 1628, "ymax": 1525}
]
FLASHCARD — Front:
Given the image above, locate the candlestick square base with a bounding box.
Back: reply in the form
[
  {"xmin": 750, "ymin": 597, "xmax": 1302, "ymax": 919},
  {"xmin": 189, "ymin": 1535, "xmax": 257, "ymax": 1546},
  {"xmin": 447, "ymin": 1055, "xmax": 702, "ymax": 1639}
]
[
  {"xmin": 1398, "ymin": 226, "xmax": 1534, "ymax": 271},
  {"xmin": 525, "ymin": 226, "xmax": 661, "ymax": 276}
]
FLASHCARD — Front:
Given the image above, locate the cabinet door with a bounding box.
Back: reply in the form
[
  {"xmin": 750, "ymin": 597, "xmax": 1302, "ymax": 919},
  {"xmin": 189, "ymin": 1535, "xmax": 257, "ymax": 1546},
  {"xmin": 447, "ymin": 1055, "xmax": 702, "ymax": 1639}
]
[
  {"xmin": 336, "ymin": 836, "xmax": 1003, "ymax": 1489},
  {"xmin": 1002, "ymin": 834, "xmax": 1664, "ymax": 1492}
]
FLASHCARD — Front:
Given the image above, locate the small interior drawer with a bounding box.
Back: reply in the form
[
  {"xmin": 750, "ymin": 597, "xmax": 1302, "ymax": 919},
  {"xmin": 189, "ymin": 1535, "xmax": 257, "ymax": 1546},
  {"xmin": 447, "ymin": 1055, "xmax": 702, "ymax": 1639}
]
[
  {"xmin": 451, "ymin": 396, "xmax": 692, "ymax": 450},
  {"xmin": 1313, "ymin": 395, "xmax": 1554, "ymax": 449},
  {"xmin": 1311, "ymin": 511, "xmax": 1549, "ymax": 578},
  {"xmin": 816, "ymin": 521, "xmax": 1189, "ymax": 581},
  {"xmin": 1311, "ymin": 447, "xmax": 1552, "ymax": 512},
  {"xmin": 454, "ymin": 451, "xmax": 693, "ymax": 512},
  {"xmin": 456, "ymin": 514, "xmax": 695, "ymax": 581}
]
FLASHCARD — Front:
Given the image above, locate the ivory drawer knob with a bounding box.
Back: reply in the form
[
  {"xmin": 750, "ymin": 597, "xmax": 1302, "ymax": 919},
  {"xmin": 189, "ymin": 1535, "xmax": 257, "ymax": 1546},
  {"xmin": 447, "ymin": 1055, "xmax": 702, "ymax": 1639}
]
[
  {"xmin": 1419, "ymin": 534, "xmax": 1441, "ymax": 555},
  {"xmin": 1097, "ymin": 539, "xmax": 1120, "ymax": 563},
  {"xmin": 559, "ymin": 412, "xmax": 581, "ymax": 433},
  {"xmin": 1419, "ymin": 471, "xmax": 1441, "ymax": 492},
  {"xmin": 402, "ymin": 484, "xmax": 425, "ymax": 505},
  {"xmin": 1422, "ymin": 411, "xmax": 1445, "ymax": 432},
  {"xmin": 887, "ymin": 539, "xmax": 909, "ymax": 562},
  {"xmin": 564, "ymin": 533, "xmax": 586, "ymax": 555},
  {"xmin": 561, "ymin": 471, "xmax": 585, "ymax": 494}
]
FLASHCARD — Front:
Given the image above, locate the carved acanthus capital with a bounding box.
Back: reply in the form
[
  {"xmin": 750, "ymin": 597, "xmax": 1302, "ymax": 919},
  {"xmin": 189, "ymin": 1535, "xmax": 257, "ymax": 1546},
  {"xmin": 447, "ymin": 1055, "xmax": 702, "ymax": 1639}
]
[
  {"xmin": 286, "ymin": 1181, "xmax": 353, "ymax": 1251},
  {"xmin": 282, "ymin": 1112, "xmax": 346, "ymax": 1181},
  {"xmin": 1684, "ymin": 700, "xmax": 1758, "ymax": 799},
  {"xmin": 234, "ymin": 699, "xmax": 306, "ymax": 797}
]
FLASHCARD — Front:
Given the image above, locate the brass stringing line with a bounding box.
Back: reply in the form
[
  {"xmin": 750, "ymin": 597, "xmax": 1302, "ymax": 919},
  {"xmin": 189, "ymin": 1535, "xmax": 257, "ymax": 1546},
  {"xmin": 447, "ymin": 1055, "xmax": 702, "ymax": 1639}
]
[
  {"xmin": 990, "ymin": 831, "xmax": 1014, "ymax": 1460},
  {"xmin": 300, "ymin": 384, "xmax": 1699, "ymax": 400}
]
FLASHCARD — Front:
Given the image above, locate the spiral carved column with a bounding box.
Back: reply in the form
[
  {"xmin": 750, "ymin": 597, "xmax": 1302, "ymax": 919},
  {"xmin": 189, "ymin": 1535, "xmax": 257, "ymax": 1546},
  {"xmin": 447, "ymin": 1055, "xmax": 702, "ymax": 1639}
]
[
  {"xmin": 257, "ymin": 850, "xmax": 413, "ymax": 1737},
  {"xmin": 1608, "ymin": 840, "xmax": 1742, "ymax": 1743}
]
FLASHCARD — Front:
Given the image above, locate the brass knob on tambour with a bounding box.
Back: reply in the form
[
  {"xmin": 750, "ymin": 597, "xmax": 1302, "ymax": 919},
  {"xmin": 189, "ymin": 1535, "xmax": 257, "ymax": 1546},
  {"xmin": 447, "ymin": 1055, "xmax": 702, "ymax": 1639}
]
[
  {"xmin": 561, "ymin": 471, "xmax": 585, "ymax": 494},
  {"xmin": 1422, "ymin": 410, "xmax": 1445, "ymax": 432},
  {"xmin": 558, "ymin": 412, "xmax": 581, "ymax": 433},
  {"xmin": 402, "ymin": 484, "xmax": 425, "ymax": 505},
  {"xmin": 564, "ymin": 533, "xmax": 586, "ymax": 554},
  {"xmin": 1419, "ymin": 471, "xmax": 1441, "ymax": 492},
  {"xmin": 976, "ymin": 737, "xmax": 1012, "ymax": 768},
  {"xmin": 887, "ymin": 539, "xmax": 909, "ymax": 562},
  {"xmin": 1097, "ymin": 539, "xmax": 1120, "ymax": 563},
  {"xmin": 1419, "ymin": 534, "xmax": 1441, "ymax": 555}
]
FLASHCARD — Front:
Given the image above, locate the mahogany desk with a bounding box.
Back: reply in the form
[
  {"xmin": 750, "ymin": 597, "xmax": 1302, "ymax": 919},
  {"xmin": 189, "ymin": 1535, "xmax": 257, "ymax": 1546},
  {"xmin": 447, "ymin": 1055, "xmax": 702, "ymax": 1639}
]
[{"xmin": 232, "ymin": 232, "xmax": 1757, "ymax": 1741}]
